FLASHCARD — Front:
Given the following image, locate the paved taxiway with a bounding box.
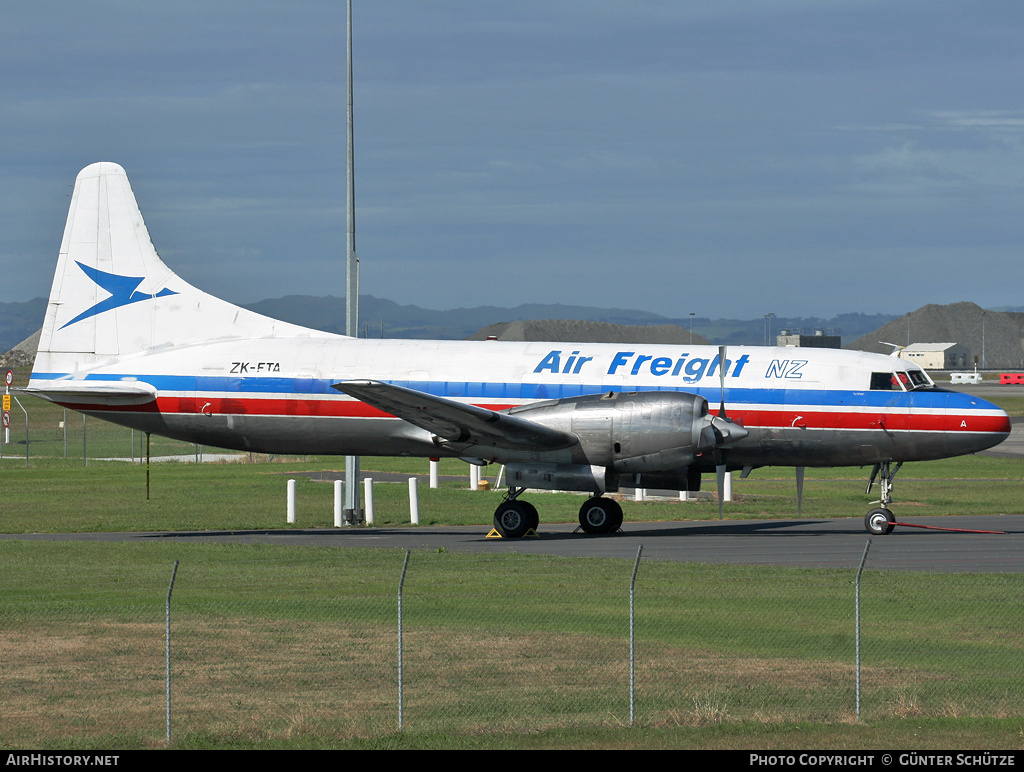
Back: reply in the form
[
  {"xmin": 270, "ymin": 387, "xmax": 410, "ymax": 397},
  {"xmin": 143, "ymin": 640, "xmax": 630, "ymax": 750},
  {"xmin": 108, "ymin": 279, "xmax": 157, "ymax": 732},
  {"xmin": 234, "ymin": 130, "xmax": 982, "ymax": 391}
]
[{"xmin": 4, "ymin": 514, "xmax": 1022, "ymax": 573}]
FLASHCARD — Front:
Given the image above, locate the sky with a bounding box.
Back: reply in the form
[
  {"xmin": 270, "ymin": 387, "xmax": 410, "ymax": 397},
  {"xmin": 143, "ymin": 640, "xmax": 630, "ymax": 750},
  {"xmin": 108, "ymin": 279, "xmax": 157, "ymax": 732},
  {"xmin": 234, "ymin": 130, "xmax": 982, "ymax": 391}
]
[{"xmin": 2, "ymin": 1, "xmax": 1024, "ymax": 320}]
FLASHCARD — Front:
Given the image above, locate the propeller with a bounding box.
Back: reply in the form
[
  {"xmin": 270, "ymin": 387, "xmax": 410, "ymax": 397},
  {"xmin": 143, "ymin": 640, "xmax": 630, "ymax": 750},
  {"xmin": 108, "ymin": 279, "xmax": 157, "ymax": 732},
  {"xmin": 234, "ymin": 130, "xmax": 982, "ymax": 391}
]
[
  {"xmin": 718, "ymin": 345, "xmax": 728, "ymax": 419},
  {"xmin": 696, "ymin": 346, "xmax": 748, "ymax": 450},
  {"xmin": 710, "ymin": 345, "xmax": 748, "ymax": 520}
]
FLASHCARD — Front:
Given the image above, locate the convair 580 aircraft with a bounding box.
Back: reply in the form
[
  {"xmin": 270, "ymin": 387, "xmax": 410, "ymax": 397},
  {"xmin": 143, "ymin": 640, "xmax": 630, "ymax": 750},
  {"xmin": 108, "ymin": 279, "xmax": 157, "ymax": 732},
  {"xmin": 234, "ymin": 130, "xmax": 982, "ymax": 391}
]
[{"xmin": 25, "ymin": 163, "xmax": 1011, "ymax": 537}]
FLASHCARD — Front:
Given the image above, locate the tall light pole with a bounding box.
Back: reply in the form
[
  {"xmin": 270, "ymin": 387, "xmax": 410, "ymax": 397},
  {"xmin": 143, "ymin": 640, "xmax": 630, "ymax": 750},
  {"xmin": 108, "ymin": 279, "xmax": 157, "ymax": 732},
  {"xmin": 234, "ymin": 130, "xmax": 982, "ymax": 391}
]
[
  {"xmin": 344, "ymin": 0, "xmax": 362, "ymax": 524},
  {"xmin": 764, "ymin": 313, "xmax": 775, "ymax": 346},
  {"xmin": 981, "ymin": 311, "xmax": 986, "ymax": 370}
]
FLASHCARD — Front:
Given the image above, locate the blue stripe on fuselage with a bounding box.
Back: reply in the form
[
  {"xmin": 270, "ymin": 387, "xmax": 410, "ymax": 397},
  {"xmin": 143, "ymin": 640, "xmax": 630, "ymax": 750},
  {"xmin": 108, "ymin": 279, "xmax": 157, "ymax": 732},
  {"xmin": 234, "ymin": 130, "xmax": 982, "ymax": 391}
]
[{"xmin": 30, "ymin": 372, "xmax": 968, "ymax": 410}]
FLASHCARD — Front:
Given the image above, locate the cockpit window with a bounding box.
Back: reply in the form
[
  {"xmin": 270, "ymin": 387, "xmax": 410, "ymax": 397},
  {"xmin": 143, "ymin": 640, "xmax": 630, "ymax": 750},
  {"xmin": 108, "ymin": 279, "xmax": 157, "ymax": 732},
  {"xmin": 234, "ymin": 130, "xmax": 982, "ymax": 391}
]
[
  {"xmin": 906, "ymin": 370, "xmax": 931, "ymax": 388},
  {"xmin": 871, "ymin": 370, "xmax": 933, "ymax": 391},
  {"xmin": 870, "ymin": 372, "xmax": 898, "ymax": 390}
]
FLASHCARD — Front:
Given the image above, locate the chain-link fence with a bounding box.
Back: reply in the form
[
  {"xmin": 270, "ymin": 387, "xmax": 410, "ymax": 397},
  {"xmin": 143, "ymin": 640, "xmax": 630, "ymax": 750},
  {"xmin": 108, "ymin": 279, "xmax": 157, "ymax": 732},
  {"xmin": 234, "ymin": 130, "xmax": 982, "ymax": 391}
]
[
  {"xmin": 1, "ymin": 548, "xmax": 1020, "ymax": 746},
  {"xmin": 1, "ymin": 396, "xmax": 218, "ymax": 466}
]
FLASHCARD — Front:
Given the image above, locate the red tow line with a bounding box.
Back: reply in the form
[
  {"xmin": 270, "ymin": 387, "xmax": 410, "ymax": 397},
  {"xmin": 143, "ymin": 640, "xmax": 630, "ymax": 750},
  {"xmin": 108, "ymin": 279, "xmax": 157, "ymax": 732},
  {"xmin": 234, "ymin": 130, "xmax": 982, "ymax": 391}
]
[{"xmin": 892, "ymin": 520, "xmax": 1006, "ymax": 535}]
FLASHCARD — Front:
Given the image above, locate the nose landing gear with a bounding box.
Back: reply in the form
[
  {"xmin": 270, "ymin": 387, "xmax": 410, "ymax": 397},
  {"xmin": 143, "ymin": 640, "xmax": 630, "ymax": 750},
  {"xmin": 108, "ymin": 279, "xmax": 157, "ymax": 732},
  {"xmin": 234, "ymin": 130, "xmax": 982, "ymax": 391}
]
[
  {"xmin": 864, "ymin": 461, "xmax": 902, "ymax": 534},
  {"xmin": 865, "ymin": 507, "xmax": 896, "ymax": 535}
]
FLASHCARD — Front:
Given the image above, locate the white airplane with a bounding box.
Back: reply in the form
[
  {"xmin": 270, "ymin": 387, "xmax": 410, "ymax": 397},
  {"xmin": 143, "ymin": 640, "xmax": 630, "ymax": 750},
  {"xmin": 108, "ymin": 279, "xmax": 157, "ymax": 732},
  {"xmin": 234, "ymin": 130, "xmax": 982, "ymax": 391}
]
[{"xmin": 25, "ymin": 163, "xmax": 1012, "ymax": 537}]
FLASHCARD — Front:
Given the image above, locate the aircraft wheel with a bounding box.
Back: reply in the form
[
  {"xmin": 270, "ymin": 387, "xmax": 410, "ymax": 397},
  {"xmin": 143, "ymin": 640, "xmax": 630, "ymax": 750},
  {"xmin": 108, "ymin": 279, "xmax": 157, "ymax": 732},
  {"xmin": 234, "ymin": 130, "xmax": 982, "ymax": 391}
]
[
  {"xmin": 864, "ymin": 507, "xmax": 896, "ymax": 535},
  {"xmin": 494, "ymin": 500, "xmax": 536, "ymax": 538},
  {"xmin": 578, "ymin": 497, "xmax": 623, "ymax": 535},
  {"xmin": 521, "ymin": 500, "xmax": 540, "ymax": 533}
]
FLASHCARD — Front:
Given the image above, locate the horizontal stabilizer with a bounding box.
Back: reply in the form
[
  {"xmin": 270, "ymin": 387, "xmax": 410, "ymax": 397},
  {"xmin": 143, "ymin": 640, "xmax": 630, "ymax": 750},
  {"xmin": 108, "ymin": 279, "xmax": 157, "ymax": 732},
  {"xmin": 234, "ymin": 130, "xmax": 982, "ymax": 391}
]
[
  {"xmin": 333, "ymin": 380, "xmax": 579, "ymax": 451},
  {"xmin": 19, "ymin": 380, "xmax": 158, "ymax": 406}
]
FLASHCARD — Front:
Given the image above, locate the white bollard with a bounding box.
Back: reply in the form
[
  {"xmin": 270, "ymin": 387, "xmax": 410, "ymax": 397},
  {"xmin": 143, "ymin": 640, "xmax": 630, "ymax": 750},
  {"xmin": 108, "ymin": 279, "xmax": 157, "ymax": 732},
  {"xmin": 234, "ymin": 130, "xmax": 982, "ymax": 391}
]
[
  {"xmin": 679, "ymin": 489, "xmax": 690, "ymax": 501},
  {"xmin": 469, "ymin": 464, "xmax": 479, "ymax": 490},
  {"xmin": 724, "ymin": 471, "xmax": 733, "ymax": 502},
  {"xmin": 334, "ymin": 479, "xmax": 343, "ymax": 527},
  {"xmin": 364, "ymin": 477, "xmax": 375, "ymax": 525},
  {"xmin": 429, "ymin": 459, "xmax": 439, "ymax": 489},
  {"xmin": 635, "ymin": 487, "xmax": 645, "ymax": 502},
  {"xmin": 409, "ymin": 477, "xmax": 419, "ymax": 524},
  {"xmin": 287, "ymin": 479, "xmax": 297, "ymax": 523}
]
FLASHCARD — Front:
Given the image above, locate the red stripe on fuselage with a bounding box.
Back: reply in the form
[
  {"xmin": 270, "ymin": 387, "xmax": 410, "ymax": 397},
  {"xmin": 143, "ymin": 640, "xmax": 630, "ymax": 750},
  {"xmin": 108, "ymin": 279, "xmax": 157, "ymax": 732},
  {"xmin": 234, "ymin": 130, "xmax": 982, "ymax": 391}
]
[{"xmin": 56, "ymin": 395, "xmax": 1012, "ymax": 435}]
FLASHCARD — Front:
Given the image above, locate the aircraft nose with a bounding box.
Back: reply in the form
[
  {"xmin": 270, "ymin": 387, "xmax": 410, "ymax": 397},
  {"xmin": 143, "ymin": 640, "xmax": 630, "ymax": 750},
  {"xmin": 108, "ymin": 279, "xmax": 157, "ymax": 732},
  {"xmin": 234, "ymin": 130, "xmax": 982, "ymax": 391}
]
[{"xmin": 948, "ymin": 393, "xmax": 1011, "ymax": 454}]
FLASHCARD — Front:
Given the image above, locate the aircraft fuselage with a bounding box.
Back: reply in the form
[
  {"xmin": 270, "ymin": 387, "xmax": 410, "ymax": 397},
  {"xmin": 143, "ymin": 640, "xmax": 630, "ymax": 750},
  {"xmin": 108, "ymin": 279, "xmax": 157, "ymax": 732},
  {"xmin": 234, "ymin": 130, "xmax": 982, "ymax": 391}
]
[{"xmin": 31, "ymin": 336, "xmax": 1009, "ymax": 471}]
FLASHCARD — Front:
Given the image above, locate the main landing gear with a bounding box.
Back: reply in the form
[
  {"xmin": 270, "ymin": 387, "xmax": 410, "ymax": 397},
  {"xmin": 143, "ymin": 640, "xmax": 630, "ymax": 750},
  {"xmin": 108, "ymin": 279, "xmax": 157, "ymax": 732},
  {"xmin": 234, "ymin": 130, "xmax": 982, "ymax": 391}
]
[
  {"xmin": 577, "ymin": 496, "xmax": 623, "ymax": 535},
  {"xmin": 863, "ymin": 461, "xmax": 902, "ymax": 535},
  {"xmin": 492, "ymin": 491, "xmax": 539, "ymax": 538},
  {"xmin": 491, "ymin": 489, "xmax": 623, "ymax": 537}
]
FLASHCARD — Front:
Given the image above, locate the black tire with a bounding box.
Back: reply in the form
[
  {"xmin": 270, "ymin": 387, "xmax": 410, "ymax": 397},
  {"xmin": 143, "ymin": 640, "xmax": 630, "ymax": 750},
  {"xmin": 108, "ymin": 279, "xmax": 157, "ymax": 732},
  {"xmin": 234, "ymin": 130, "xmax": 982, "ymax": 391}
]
[
  {"xmin": 520, "ymin": 500, "xmax": 540, "ymax": 533},
  {"xmin": 864, "ymin": 507, "xmax": 896, "ymax": 535},
  {"xmin": 494, "ymin": 500, "xmax": 536, "ymax": 538},
  {"xmin": 578, "ymin": 497, "xmax": 623, "ymax": 535}
]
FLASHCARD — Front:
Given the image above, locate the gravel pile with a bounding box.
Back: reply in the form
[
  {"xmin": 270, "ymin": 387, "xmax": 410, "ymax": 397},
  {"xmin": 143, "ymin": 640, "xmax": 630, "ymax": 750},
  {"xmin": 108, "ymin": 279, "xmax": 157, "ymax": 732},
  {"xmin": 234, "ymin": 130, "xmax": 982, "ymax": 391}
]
[
  {"xmin": 846, "ymin": 302, "xmax": 1024, "ymax": 369},
  {"xmin": 467, "ymin": 319, "xmax": 711, "ymax": 345},
  {"xmin": 0, "ymin": 329, "xmax": 39, "ymax": 368}
]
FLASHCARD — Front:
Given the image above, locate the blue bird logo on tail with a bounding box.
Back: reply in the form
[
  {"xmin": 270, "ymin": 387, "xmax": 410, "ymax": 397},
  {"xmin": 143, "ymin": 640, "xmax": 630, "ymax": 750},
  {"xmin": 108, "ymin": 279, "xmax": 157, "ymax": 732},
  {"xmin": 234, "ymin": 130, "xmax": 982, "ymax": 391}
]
[{"xmin": 60, "ymin": 262, "xmax": 179, "ymax": 329}]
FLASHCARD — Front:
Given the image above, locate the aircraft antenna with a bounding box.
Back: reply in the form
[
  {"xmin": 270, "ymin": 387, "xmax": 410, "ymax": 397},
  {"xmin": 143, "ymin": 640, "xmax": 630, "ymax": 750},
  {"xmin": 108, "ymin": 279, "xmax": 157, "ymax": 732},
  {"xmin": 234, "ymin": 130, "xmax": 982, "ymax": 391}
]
[{"xmin": 344, "ymin": 0, "xmax": 362, "ymax": 524}]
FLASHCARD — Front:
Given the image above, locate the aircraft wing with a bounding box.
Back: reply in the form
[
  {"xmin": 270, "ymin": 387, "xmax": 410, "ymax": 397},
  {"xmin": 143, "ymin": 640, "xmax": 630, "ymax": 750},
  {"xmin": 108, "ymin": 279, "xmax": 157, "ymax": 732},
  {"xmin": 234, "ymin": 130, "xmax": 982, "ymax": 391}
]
[{"xmin": 333, "ymin": 380, "xmax": 578, "ymax": 451}]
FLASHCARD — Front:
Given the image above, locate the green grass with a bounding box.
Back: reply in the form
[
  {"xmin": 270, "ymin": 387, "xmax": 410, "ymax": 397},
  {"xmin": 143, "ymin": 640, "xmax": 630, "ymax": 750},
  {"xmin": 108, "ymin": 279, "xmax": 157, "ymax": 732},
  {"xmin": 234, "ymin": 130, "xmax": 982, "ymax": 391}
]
[
  {"xmin": 989, "ymin": 394, "xmax": 1024, "ymax": 417},
  {"xmin": 1, "ymin": 452, "xmax": 1023, "ymax": 534},
  {"xmin": 1, "ymin": 542, "xmax": 1022, "ymax": 748},
  {"xmin": 166, "ymin": 717, "xmax": 1024, "ymax": 749}
]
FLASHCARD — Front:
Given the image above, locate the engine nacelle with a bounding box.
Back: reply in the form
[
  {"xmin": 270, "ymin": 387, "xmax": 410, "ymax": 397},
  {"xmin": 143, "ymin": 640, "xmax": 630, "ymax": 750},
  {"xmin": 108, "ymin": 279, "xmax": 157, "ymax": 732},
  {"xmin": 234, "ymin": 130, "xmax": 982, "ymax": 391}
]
[{"xmin": 505, "ymin": 390, "xmax": 746, "ymax": 473}]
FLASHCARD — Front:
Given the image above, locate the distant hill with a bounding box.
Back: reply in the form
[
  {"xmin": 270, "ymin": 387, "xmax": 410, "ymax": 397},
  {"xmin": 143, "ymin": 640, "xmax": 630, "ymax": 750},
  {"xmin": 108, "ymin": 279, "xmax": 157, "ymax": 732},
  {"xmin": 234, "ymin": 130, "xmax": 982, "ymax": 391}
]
[
  {"xmin": 242, "ymin": 294, "xmax": 897, "ymax": 345},
  {"xmin": 468, "ymin": 319, "xmax": 712, "ymax": 345},
  {"xmin": 0, "ymin": 298, "xmax": 46, "ymax": 355},
  {"xmin": 243, "ymin": 295, "xmax": 674, "ymax": 341},
  {"xmin": 845, "ymin": 302, "xmax": 1024, "ymax": 369},
  {"xmin": 1, "ymin": 292, "xmax": 897, "ymax": 357}
]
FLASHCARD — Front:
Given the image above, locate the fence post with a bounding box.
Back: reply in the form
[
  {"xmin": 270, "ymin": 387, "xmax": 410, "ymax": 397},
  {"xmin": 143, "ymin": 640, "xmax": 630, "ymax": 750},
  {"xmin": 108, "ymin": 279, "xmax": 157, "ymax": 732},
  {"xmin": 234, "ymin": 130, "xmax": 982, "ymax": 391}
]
[
  {"xmin": 364, "ymin": 477, "xmax": 375, "ymax": 524},
  {"xmin": 397, "ymin": 550, "xmax": 410, "ymax": 731},
  {"xmin": 334, "ymin": 480, "xmax": 343, "ymax": 527},
  {"xmin": 408, "ymin": 478, "xmax": 419, "ymax": 524},
  {"xmin": 166, "ymin": 559, "xmax": 180, "ymax": 746},
  {"xmin": 630, "ymin": 544, "xmax": 643, "ymax": 725},
  {"xmin": 13, "ymin": 396, "xmax": 29, "ymax": 468},
  {"xmin": 855, "ymin": 539, "xmax": 872, "ymax": 719},
  {"xmin": 287, "ymin": 479, "xmax": 297, "ymax": 523}
]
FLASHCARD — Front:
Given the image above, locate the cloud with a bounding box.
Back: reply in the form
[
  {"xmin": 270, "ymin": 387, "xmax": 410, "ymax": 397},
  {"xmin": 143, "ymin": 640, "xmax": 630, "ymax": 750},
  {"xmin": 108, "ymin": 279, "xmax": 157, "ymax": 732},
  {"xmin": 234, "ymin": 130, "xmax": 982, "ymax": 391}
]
[{"xmin": 4, "ymin": 1, "xmax": 1024, "ymax": 320}]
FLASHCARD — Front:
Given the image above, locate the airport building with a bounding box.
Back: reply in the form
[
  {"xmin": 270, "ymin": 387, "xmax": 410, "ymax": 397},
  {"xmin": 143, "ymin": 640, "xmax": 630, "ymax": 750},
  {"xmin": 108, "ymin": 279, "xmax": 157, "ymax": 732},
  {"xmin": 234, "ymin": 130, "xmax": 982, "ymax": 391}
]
[
  {"xmin": 776, "ymin": 329, "xmax": 842, "ymax": 349},
  {"xmin": 898, "ymin": 342, "xmax": 971, "ymax": 370}
]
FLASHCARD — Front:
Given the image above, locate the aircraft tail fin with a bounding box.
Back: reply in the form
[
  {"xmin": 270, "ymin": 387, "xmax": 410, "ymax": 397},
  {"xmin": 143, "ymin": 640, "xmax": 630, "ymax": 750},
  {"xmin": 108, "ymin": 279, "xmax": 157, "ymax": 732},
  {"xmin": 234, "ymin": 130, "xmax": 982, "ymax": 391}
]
[{"xmin": 33, "ymin": 162, "xmax": 333, "ymax": 376}]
